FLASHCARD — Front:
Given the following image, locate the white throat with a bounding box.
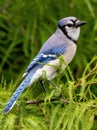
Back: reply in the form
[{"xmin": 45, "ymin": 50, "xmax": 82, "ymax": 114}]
[{"xmin": 66, "ymin": 27, "xmax": 80, "ymax": 41}]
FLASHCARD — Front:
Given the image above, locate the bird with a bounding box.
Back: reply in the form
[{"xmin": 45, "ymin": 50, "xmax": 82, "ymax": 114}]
[{"xmin": 4, "ymin": 16, "xmax": 86, "ymax": 113}]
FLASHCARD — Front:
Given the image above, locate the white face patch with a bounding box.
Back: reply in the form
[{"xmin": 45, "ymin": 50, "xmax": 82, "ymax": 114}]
[
  {"xmin": 65, "ymin": 26, "xmax": 80, "ymax": 41},
  {"xmin": 66, "ymin": 20, "xmax": 74, "ymax": 25},
  {"xmin": 63, "ymin": 19, "xmax": 81, "ymax": 41}
]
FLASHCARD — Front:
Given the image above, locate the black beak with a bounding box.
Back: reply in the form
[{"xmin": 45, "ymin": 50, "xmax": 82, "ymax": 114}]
[{"xmin": 76, "ymin": 21, "xmax": 87, "ymax": 27}]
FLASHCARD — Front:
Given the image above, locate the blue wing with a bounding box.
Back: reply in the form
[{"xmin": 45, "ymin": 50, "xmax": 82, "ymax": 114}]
[
  {"xmin": 23, "ymin": 43, "xmax": 67, "ymax": 77},
  {"xmin": 4, "ymin": 43, "xmax": 67, "ymax": 113}
]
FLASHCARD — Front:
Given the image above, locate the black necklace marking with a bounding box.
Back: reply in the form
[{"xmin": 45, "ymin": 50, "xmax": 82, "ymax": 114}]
[{"xmin": 58, "ymin": 24, "xmax": 77, "ymax": 44}]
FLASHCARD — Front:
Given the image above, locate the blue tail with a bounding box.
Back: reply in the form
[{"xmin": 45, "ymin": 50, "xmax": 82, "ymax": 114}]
[{"xmin": 4, "ymin": 76, "xmax": 31, "ymax": 114}]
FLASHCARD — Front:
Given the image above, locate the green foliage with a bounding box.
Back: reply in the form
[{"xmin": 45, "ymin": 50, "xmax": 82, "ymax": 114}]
[
  {"xmin": 0, "ymin": 56, "xmax": 97, "ymax": 130},
  {"xmin": 0, "ymin": 0, "xmax": 97, "ymax": 130}
]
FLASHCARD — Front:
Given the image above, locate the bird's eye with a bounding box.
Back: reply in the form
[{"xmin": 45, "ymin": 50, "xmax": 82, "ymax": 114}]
[{"xmin": 67, "ymin": 24, "xmax": 73, "ymax": 27}]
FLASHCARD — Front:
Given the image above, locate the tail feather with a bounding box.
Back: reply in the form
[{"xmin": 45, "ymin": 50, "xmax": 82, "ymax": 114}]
[{"xmin": 4, "ymin": 77, "xmax": 31, "ymax": 114}]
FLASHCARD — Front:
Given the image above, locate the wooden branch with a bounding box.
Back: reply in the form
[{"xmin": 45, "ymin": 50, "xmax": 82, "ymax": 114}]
[
  {"xmin": 26, "ymin": 100, "xmax": 44, "ymax": 105},
  {"xmin": 26, "ymin": 99, "xmax": 97, "ymax": 109},
  {"xmin": 26, "ymin": 98, "xmax": 69, "ymax": 105}
]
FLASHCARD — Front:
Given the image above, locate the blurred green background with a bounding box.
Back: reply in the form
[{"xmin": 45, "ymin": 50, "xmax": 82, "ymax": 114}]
[{"xmin": 0, "ymin": 0, "xmax": 97, "ymax": 82}]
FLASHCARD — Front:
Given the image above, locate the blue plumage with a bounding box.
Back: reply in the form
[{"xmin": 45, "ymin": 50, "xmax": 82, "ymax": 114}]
[
  {"xmin": 4, "ymin": 43, "xmax": 67, "ymax": 113},
  {"xmin": 24, "ymin": 44, "xmax": 67, "ymax": 75},
  {"xmin": 4, "ymin": 76, "xmax": 31, "ymax": 113}
]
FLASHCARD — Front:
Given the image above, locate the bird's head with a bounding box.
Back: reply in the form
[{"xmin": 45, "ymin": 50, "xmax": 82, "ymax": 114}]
[{"xmin": 58, "ymin": 16, "xmax": 86, "ymax": 42}]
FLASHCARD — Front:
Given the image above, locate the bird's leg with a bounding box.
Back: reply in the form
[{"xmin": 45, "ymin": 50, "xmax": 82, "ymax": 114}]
[
  {"xmin": 40, "ymin": 79, "xmax": 47, "ymax": 93},
  {"xmin": 40, "ymin": 80, "xmax": 58, "ymax": 93},
  {"xmin": 48, "ymin": 80, "xmax": 57, "ymax": 87},
  {"xmin": 48, "ymin": 80, "xmax": 61, "ymax": 94}
]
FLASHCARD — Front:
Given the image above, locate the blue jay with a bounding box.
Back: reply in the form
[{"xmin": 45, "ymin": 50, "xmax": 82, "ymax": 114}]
[{"xmin": 4, "ymin": 16, "xmax": 86, "ymax": 113}]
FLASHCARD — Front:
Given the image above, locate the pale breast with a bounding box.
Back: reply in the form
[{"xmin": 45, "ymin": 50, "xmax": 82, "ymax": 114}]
[{"xmin": 62, "ymin": 41, "xmax": 77, "ymax": 64}]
